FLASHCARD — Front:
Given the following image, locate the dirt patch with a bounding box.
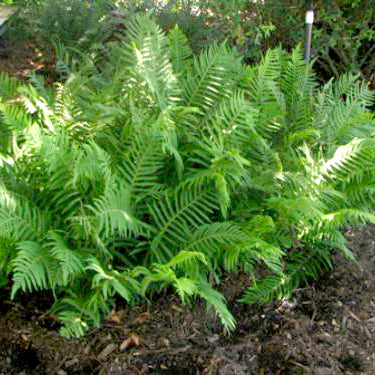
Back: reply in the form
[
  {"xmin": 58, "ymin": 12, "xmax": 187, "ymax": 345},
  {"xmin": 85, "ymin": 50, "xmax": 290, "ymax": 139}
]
[
  {"xmin": 0, "ymin": 226, "xmax": 375, "ymax": 374},
  {"xmin": 0, "ymin": 38, "xmax": 54, "ymax": 81}
]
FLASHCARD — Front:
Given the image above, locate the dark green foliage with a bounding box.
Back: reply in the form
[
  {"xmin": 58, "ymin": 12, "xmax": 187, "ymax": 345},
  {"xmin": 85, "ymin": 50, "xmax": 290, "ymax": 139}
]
[
  {"xmin": 184, "ymin": 0, "xmax": 375, "ymax": 85},
  {"xmin": 141, "ymin": 0, "xmax": 375, "ymax": 86},
  {"xmin": 1, "ymin": 14, "xmax": 375, "ymax": 337}
]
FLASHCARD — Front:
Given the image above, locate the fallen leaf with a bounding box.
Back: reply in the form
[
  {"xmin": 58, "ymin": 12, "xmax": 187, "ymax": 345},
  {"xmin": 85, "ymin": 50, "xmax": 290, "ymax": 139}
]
[
  {"xmin": 107, "ymin": 310, "xmax": 121, "ymax": 324},
  {"xmin": 130, "ymin": 333, "xmax": 141, "ymax": 346},
  {"xmin": 98, "ymin": 343, "xmax": 117, "ymax": 361},
  {"xmin": 207, "ymin": 334, "xmax": 220, "ymax": 343},
  {"xmin": 171, "ymin": 304, "xmax": 184, "ymax": 313},
  {"xmin": 133, "ymin": 311, "xmax": 151, "ymax": 325},
  {"xmin": 119, "ymin": 333, "xmax": 141, "ymax": 351},
  {"xmin": 120, "ymin": 338, "xmax": 132, "ymax": 351}
]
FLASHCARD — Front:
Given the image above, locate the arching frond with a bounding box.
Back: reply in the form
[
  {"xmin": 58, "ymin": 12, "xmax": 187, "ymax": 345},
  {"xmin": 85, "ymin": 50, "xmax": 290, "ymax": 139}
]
[
  {"xmin": 0, "ymin": 194, "xmax": 47, "ymax": 243},
  {"xmin": 86, "ymin": 181, "xmax": 151, "ymax": 239},
  {"xmin": 180, "ymin": 222, "xmax": 245, "ymax": 254},
  {"xmin": 0, "ymin": 71, "xmax": 19, "ymax": 101},
  {"xmin": 0, "ymin": 101, "xmax": 33, "ymax": 131},
  {"xmin": 70, "ymin": 141, "xmax": 113, "ymax": 189},
  {"xmin": 317, "ymin": 138, "xmax": 375, "ymax": 183},
  {"xmin": 167, "ymin": 24, "xmax": 193, "ymax": 75},
  {"xmin": 180, "ymin": 43, "xmax": 240, "ymax": 129},
  {"xmin": 197, "ymin": 280, "xmax": 236, "ymax": 333},
  {"xmin": 320, "ymin": 209, "xmax": 375, "ymax": 231},
  {"xmin": 149, "ymin": 187, "xmax": 219, "ymax": 262},
  {"xmin": 46, "ymin": 230, "xmax": 85, "ymax": 287},
  {"xmin": 118, "ymin": 130, "xmax": 165, "ymax": 200},
  {"xmin": 11, "ymin": 241, "xmax": 50, "ymax": 298},
  {"xmin": 123, "ymin": 14, "xmax": 179, "ymax": 112}
]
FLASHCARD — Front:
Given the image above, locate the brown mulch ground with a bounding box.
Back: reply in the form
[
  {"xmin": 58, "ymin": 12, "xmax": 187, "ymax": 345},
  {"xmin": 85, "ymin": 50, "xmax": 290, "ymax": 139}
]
[
  {"xmin": 0, "ymin": 38, "xmax": 55, "ymax": 82},
  {"xmin": 0, "ymin": 226, "xmax": 374, "ymax": 375},
  {"xmin": 1, "ymin": 41, "xmax": 375, "ymax": 375}
]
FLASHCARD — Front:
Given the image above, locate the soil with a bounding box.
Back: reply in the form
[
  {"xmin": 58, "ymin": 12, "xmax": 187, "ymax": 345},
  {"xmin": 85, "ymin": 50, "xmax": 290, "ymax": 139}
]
[
  {"xmin": 0, "ymin": 38, "xmax": 55, "ymax": 82},
  {"xmin": 2, "ymin": 40, "xmax": 375, "ymax": 375}
]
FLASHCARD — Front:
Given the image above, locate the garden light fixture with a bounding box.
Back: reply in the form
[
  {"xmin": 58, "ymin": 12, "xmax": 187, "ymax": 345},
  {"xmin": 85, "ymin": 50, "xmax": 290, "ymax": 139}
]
[{"xmin": 304, "ymin": 1, "xmax": 314, "ymax": 62}]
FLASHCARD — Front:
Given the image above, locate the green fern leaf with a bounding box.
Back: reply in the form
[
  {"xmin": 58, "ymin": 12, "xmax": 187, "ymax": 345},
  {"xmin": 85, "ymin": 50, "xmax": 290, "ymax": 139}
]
[
  {"xmin": 11, "ymin": 241, "xmax": 50, "ymax": 297},
  {"xmin": 149, "ymin": 187, "xmax": 218, "ymax": 262},
  {"xmin": 167, "ymin": 25, "xmax": 193, "ymax": 75},
  {"xmin": 0, "ymin": 71, "xmax": 19, "ymax": 101},
  {"xmin": 47, "ymin": 231, "xmax": 84, "ymax": 286},
  {"xmin": 197, "ymin": 280, "xmax": 236, "ymax": 333},
  {"xmin": 0, "ymin": 195, "xmax": 46, "ymax": 242},
  {"xmin": 86, "ymin": 182, "xmax": 150, "ymax": 239},
  {"xmin": 118, "ymin": 130, "xmax": 165, "ymax": 199}
]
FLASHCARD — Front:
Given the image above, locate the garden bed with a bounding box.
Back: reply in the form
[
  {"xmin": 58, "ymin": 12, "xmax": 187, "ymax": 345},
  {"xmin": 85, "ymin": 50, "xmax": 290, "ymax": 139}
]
[{"xmin": 0, "ymin": 226, "xmax": 374, "ymax": 374}]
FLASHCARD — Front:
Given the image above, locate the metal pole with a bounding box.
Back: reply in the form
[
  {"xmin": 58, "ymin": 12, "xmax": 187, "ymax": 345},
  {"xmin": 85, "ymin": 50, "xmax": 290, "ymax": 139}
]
[{"xmin": 304, "ymin": 2, "xmax": 314, "ymax": 63}]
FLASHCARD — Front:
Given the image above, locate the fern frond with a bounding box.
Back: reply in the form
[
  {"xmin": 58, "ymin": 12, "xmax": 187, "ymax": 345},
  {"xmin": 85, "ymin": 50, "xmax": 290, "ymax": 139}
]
[
  {"xmin": 132, "ymin": 34, "xmax": 179, "ymax": 111},
  {"xmin": 0, "ymin": 101, "xmax": 33, "ymax": 131},
  {"xmin": 315, "ymin": 74, "xmax": 375, "ymax": 147},
  {"xmin": 122, "ymin": 14, "xmax": 179, "ymax": 112},
  {"xmin": 17, "ymin": 86, "xmax": 55, "ymax": 132},
  {"xmin": 240, "ymin": 274, "xmax": 287, "ymax": 304},
  {"xmin": 47, "ymin": 231, "xmax": 84, "ymax": 287},
  {"xmin": 320, "ymin": 209, "xmax": 375, "ymax": 231},
  {"xmin": 86, "ymin": 257, "xmax": 139, "ymax": 302},
  {"xmin": 86, "ymin": 181, "xmax": 151, "ymax": 239},
  {"xmin": 180, "ymin": 222, "xmax": 245, "ymax": 254},
  {"xmin": 180, "ymin": 43, "xmax": 238, "ymax": 128},
  {"xmin": 136, "ymin": 250, "xmax": 206, "ymax": 298},
  {"xmin": 166, "ymin": 250, "xmax": 208, "ymax": 269},
  {"xmin": 0, "ymin": 71, "xmax": 19, "ymax": 101},
  {"xmin": 0, "ymin": 194, "xmax": 47, "ymax": 242},
  {"xmin": 11, "ymin": 241, "xmax": 50, "ymax": 297},
  {"xmin": 57, "ymin": 311, "xmax": 89, "ymax": 338},
  {"xmin": 197, "ymin": 280, "xmax": 236, "ymax": 333},
  {"xmin": 149, "ymin": 187, "xmax": 219, "ymax": 262},
  {"xmin": 241, "ymin": 243, "xmax": 334, "ymax": 305},
  {"xmin": 70, "ymin": 141, "xmax": 113, "ymax": 189},
  {"xmin": 231, "ymin": 241, "xmax": 284, "ymax": 275},
  {"xmin": 167, "ymin": 25, "xmax": 193, "ymax": 75},
  {"xmin": 317, "ymin": 138, "xmax": 375, "ymax": 183},
  {"xmin": 118, "ymin": 130, "xmax": 165, "ymax": 200},
  {"xmin": 247, "ymin": 47, "xmax": 283, "ymax": 105}
]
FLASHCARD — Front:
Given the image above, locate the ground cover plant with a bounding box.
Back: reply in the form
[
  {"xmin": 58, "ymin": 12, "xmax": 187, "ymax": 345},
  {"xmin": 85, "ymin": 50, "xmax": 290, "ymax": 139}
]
[{"xmin": 1, "ymin": 14, "xmax": 375, "ymax": 338}]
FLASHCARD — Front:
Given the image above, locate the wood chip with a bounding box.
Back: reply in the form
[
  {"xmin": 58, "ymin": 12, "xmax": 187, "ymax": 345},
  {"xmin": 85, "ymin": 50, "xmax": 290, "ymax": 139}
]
[
  {"xmin": 348, "ymin": 310, "xmax": 361, "ymax": 322},
  {"xmin": 130, "ymin": 333, "xmax": 141, "ymax": 346},
  {"xmin": 119, "ymin": 338, "xmax": 132, "ymax": 351},
  {"xmin": 98, "ymin": 343, "xmax": 117, "ymax": 361}
]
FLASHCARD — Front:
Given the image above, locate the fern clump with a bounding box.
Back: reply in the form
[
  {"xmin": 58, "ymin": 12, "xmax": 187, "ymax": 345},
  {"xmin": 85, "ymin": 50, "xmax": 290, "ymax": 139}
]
[{"xmin": 1, "ymin": 15, "xmax": 375, "ymax": 337}]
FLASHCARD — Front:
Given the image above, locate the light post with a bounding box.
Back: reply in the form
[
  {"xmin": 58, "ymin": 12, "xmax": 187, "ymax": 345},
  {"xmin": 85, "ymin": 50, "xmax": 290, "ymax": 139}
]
[{"xmin": 304, "ymin": 1, "xmax": 314, "ymax": 63}]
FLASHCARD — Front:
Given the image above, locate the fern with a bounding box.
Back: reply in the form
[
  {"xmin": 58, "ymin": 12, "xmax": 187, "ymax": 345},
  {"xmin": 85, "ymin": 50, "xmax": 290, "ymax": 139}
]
[
  {"xmin": 47, "ymin": 230, "xmax": 84, "ymax": 287},
  {"xmin": 86, "ymin": 257, "xmax": 140, "ymax": 302},
  {"xmin": 0, "ymin": 72, "xmax": 18, "ymax": 101},
  {"xmin": 2, "ymin": 15, "xmax": 375, "ymax": 337},
  {"xmin": 117, "ymin": 130, "xmax": 165, "ymax": 200},
  {"xmin": 11, "ymin": 241, "xmax": 50, "ymax": 298},
  {"xmin": 167, "ymin": 25, "xmax": 193, "ymax": 75},
  {"xmin": 86, "ymin": 181, "xmax": 150, "ymax": 239},
  {"xmin": 0, "ymin": 195, "xmax": 47, "ymax": 243},
  {"xmin": 149, "ymin": 186, "xmax": 218, "ymax": 262},
  {"xmin": 180, "ymin": 43, "xmax": 239, "ymax": 129}
]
